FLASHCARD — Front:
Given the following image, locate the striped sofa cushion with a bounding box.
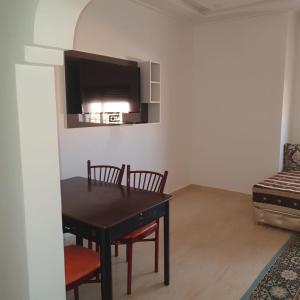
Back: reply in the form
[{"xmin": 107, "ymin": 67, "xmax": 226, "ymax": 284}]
[{"xmin": 253, "ymin": 172, "xmax": 300, "ymax": 216}]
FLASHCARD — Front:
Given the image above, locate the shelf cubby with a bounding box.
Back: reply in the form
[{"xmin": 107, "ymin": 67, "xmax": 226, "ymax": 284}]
[{"xmin": 150, "ymin": 62, "xmax": 160, "ymax": 82}]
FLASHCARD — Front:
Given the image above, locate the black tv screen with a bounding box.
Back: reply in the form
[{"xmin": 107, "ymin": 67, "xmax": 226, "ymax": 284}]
[{"xmin": 64, "ymin": 51, "xmax": 140, "ymax": 114}]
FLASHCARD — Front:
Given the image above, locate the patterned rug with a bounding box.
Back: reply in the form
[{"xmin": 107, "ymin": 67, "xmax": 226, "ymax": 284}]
[{"xmin": 241, "ymin": 234, "xmax": 300, "ymax": 300}]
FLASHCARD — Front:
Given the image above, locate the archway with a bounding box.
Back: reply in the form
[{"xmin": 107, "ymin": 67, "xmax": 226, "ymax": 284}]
[{"xmin": 16, "ymin": 1, "xmax": 92, "ymax": 299}]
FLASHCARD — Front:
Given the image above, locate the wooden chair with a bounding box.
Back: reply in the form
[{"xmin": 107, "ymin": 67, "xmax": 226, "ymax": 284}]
[
  {"xmin": 116, "ymin": 165, "xmax": 168, "ymax": 294},
  {"xmin": 64, "ymin": 245, "xmax": 101, "ymax": 300},
  {"xmin": 87, "ymin": 160, "xmax": 125, "ymax": 185},
  {"xmin": 87, "ymin": 160, "xmax": 125, "ymax": 251}
]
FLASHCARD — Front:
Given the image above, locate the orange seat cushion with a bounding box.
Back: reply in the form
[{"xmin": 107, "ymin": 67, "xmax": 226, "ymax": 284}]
[
  {"xmin": 121, "ymin": 221, "xmax": 158, "ymax": 241},
  {"xmin": 64, "ymin": 245, "xmax": 100, "ymax": 287}
]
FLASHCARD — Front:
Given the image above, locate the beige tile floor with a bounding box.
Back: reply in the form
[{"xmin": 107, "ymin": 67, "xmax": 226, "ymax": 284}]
[{"xmin": 66, "ymin": 185, "xmax": 290, "ymax": 300}]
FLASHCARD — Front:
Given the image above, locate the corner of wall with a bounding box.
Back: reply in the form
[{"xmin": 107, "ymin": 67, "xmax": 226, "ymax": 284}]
[
  {"xmin": 279, "ymin": 11, "xmax": 298, "ymax": 169},
  {"xmin": 289, "ymin": 14, "xmax": 300, "ymax": 144}
]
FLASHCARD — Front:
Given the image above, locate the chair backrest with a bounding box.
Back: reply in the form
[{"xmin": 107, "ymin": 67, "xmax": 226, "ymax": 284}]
[
  {"xmin": 87, "ymin": 160, "xmax": 125, "ymax": 185},
  {"xmin": 126, "ymin": 165, "xmax": 168, "ymax": 193}
]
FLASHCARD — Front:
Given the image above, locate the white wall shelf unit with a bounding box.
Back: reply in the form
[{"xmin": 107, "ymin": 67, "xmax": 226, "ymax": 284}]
[{"xmin": 139, "ymin": 60, "xmax": 161, "ymax": 123}]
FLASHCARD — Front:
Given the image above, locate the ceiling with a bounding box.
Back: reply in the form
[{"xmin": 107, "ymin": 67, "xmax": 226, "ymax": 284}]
[{"xmin": 131, "ymin": 0, "xmax": 300, "ymax": 21}]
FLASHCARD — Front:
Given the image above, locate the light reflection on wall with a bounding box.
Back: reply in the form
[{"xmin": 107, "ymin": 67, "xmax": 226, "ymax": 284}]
[
  {"xmin": 83, "ymin": 100, "xmax": 130, "ymax": 113},
  {"xmin": 80, "ymin": 100, "xmax": 130, "ymax": 124}
]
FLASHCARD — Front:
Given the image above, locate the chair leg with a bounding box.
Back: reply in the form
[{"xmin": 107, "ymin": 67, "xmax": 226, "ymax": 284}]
[
  {"xmin": 155, "ymin": 224, "xmax": 159, "ymax": 273},
  {"xmin": 74, "ymin": 287, "xmax": 79, "ymax": 300},
  {"xmin": 115, "ymin": 243, "xmax": 119, "ymax": 257},
  {"xmin": 127, "ymin": 243, "xmax": 133, "ymax": 295},
  {"xmin": 96, "ymin": 270, "xmax": 101, "ymax": 282}
]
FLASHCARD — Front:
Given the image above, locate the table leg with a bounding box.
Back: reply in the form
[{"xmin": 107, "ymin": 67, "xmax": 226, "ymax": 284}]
[
  {"xmin": 99, "ymin": 229, "xmax": 113, "ymax": 300},
  {"xmin": 164, "ymin": 201, "xmax": 170, "ymax": 285}
]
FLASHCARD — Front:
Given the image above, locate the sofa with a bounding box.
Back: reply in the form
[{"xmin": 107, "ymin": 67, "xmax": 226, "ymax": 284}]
[{"xmin": 253, "ymin": 144, "xmax": 300, "ymax": 231}]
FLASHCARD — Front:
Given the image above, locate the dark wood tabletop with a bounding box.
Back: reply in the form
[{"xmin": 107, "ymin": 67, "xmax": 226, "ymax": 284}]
[{"xmin": 61, "ymin": 176, "xmax": 171, "ymax": 229}]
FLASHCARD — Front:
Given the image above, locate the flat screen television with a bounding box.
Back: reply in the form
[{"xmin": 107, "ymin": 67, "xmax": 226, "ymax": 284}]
[{"xmin": 64, "ymin": 51, "xmax": 141, "ymax": 117}]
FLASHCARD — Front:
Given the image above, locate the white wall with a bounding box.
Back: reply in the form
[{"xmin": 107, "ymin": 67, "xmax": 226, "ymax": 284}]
[
  {"xmin": 56, "ymin": 4, "xmax": 299, "ymax": 195},
  {"xmin": 291, "ymin": 18, "xmax": 300, "ymax": 143},
  {"xmin": 56, "ymin": 0, "xmax": 194, "ymax": 192},
  {"xmin": 191, "ymin": 13, "xmax": 291, "ymax": 193},
  {"xmin": 280, "ymin": 12, "xmax": 297, "ymax": 167}
]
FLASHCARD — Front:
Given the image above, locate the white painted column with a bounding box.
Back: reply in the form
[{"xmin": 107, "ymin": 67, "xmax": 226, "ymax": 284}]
[{"xmin": 16, "ymin": 64, "xmax": 65, "ymax": 300}]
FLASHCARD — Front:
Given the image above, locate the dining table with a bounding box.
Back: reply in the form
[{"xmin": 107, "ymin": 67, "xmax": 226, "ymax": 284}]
[{"xmin": 61, "ymin": 176, "xmax": 172, "ymax": 300}]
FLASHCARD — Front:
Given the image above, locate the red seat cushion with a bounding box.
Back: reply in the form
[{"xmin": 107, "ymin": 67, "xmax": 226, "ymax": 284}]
[
  {"xmin": 64, "ymin": 245, "xmax": 100, "ymax": 287},
  {"xmin": 121, "ymin": 221, "xmax": 158, "ymax": 241}
]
